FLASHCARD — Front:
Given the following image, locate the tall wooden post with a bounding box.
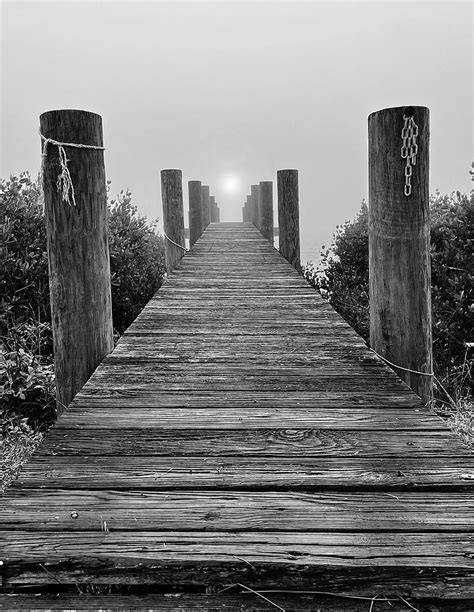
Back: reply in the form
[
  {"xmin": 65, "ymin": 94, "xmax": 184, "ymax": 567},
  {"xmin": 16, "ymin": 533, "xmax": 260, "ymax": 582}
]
[
  {"xmin": 40, "ymin": 109, "xmax": 113, "ymax": 412},
  {"xmin": 210, "ymin": 195, "xmax": 218, "ymax": 222},
  {"xmin": 250, "ymin": 184, "xmax": 260, "ymax": 228},
  {"xmin": 259, "ymin": 181, "xmax": 274, "ymax": 244},
  {"xmin": 201, "ymin": 185, "xmax": 211, "ymax": 230},
  {"xmin": 161, "ymin": 169, "xmax": 185, "ymax": 273},
  {"xmin": 368, "ymin": 105, "xmax": 432, "ymax": 403},
  {"xmin": 242, "ymin": 199, "xmax": 247, "ymax": 222},
  {"xmin": 244, "ymin": 195, "xmax": 251, "ymax": 222},
  {"xmin": 188, "ymin": 180, "xmax": 203, "ymax": 247},
  {"xmin": 277, "ymin": 169, "xmax": 300, "ymax": 269}
]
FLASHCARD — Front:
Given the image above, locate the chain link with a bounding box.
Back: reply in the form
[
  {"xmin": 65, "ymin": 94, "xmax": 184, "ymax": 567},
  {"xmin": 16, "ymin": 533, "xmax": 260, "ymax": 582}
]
[{"xmin": 400, "ymin": 115, "xmax": 419, "ymax": 197}]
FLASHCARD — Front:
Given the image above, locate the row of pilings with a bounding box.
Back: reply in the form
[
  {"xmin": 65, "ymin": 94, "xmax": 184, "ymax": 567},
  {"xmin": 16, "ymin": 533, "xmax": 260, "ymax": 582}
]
[{"xmin": 39, "ymin": 105, "xmax": 432, "ymax": 416}]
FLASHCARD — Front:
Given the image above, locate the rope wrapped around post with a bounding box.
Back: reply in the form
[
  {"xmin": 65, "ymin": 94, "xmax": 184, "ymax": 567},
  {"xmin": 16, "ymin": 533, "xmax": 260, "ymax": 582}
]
[{"xmin": 40, "ymin": 131, "xmax": 105, "ymax": 207}]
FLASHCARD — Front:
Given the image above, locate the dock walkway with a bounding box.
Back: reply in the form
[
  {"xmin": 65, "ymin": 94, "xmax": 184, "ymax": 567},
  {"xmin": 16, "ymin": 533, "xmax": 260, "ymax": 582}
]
[{"xmin": 2, "ymin": 223, "xmax": 473, "ymax": 610}]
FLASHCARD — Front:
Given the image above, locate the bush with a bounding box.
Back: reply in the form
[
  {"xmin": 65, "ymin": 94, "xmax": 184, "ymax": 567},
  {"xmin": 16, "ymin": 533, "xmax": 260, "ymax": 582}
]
[
  {"xmin": 305, "ymin": 200, "xmax": 369, "ymax": 340},
  {"xmin": 304, "ymin": 191, "xmax": 473, "ymax": 400},
  {"xmin": 108, "ymin": 189, "xmax": 166, "ymax": 333},
  {"xmin": 1, "ymin": 173, "xmax": 50, "ymax": 328},
  {"xmin": 1, "ymin": 174, "xmax": 166, "ymax": 430}
]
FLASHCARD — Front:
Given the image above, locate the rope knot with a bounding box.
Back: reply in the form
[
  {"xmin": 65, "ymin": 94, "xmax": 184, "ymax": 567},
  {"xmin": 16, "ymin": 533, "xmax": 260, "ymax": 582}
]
[{"xmin": 39, "ymin": 131, "xmax": 105, "ymax": 207}]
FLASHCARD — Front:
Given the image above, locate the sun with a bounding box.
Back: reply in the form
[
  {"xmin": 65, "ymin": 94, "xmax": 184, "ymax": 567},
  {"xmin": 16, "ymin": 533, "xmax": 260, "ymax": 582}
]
[{"xmin": 221, "ymin": 174, "xmax": 240, "ymax": 194}]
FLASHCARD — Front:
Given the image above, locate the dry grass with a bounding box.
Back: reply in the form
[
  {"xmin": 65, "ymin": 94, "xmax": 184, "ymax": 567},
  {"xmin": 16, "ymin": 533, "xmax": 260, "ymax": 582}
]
[
  {"xmin": 2, "ymin": 418, "xmax": 43, "ymax": 492},
  {"xmin": 433, "ymin": 352, "xmax": 473, "ymax": 448},
  {"xmin": 446, "ymin": 400, "xmax": 473, "ymax": 447}
]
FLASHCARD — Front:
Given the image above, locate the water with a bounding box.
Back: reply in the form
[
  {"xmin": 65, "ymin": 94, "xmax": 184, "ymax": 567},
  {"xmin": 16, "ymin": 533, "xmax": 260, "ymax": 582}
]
[{"xmin": 274, "ymin": 237, "xmax": 322, "ymax": 267}]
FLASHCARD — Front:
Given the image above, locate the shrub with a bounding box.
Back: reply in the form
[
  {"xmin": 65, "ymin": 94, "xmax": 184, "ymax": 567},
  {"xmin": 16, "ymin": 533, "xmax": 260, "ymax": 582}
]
[
  {"xmin": 108, "ymin": 189, "xmax": 166, "ymax": 333},
  {"xmin": 304, "ymin": 191, "xmax": 473, "ymax": 399},
  {"xmin": 1, "ymin": 174, "xmax": 166, "ymax": 430},
  {"xmin": 1, "ymin": 173, "xmax": 50, "ymax": 328},
  {"xmin": 304, "ymin": 200, "xmax": 369, "ymax": 340}
]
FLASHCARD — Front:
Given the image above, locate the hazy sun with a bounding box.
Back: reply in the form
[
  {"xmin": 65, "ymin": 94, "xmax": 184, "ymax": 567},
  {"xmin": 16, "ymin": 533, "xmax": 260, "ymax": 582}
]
[{"xmin": 221, "ymin": 174, "xmax": 240, "ymax": 194}]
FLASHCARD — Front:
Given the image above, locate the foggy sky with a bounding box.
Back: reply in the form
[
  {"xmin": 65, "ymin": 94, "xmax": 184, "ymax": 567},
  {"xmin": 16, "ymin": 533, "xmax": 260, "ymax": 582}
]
[{"xmin": 1, "ymin": 1, "xmax": 472, "ymax": 262}]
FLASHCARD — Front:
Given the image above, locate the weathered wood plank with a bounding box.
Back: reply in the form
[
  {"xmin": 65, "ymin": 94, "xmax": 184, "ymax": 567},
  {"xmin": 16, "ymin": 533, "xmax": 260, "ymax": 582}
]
[
  {"xmin": 11, "ymin": 457, "xmax": 474, "ymax": 490},
  {"xmin": 70, "ymin": 390, "xmax": 422, "ymax": 410},
  {"xmin": 53, "ymin": 407, "xmax": 441, "ymax": 429},
  {"xmin": 37, "ymin": 429, "xmax": 468, "ymax": 457},
  {"xmin": 3, "ymin": 490, "xmax": 474, "ymax": 530},
  {"xmin": 3, "ymin": 532, "xmax": 474, "ymax": 596},
  {"xmin": 6, "ymin": 592, "xmax": 472, "ymax": 612}
]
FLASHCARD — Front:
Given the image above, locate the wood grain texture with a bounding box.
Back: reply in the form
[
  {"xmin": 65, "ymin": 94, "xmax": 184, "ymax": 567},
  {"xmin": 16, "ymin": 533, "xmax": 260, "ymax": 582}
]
[
  {"xmin": 201, "ymin": 185, "xmax": 211, "ymax": 230},
  {"xmin": 161, "ymin": 169, "xmax": 185, "ymax": 272},
  {"xmin": 3, "ymin": 532, "xmax": 474, "ymax": 597},
  {"xmin": 4, "ymin": 490, "xmax": 474, "ymax": 529},
  {"xmin": 39, "ymin": 109, "xmax": 113, "ymax": 411},
  {"xmin": 3, "ymin": 223, "xmax": 473, "ymax": 598},
  {"xmin": 277, "ymin": 169, "xmax": 300, "ymax": 269},
  {"xmin": 259, "ymin": 181, "xmax": 274, "ymax": 243},
  {"xmin": 6, "ymin": 593, "xmax": 474, "ymax": 612},
  {"xmin": 368, "ymin": 106, "xmax": 432, "ymax": 402},
  {"xmin": 188, "ymin": 180, "xmax": 203, "ymax": 247}
]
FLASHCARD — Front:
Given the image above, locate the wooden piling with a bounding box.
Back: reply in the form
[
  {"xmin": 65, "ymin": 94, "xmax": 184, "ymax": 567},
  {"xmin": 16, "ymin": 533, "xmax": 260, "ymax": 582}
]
[
  {"xmin": 188, "ymin": 180, "xmax": 203, "ymax": 247},
  {"xmin": 201, "ymin": 185, "xmax": 211, "ymax": 230},
  {"xmin": 210, "ymin": 196, "xmax": 218, "ymax": 222},
  {"xmin": 245, "ymin": 195, "xmax": 251, "ymax": 222},
  {"xmin": 259, "ymin": 181, "xmax": 274, "ymax": 244},
  {"xmin": 277, "ymin": 169, "xmax": 300, "ymax": 269},
  {"xmin": 368, "ymin": 105, "xmax": 432, "ymax": 403},
  {"xmin": 250, "ymin": 185, "xmax": 260, "ymax": 228},
  {"xmin": 216, "ymin": 206, "xmax": 221, "ymax": 222},
  {"xmin": 161, "ymin": 169, "xmax": 185, "ymax": 273},
  {"xmin": 40, "ymin": 109, "xmax": 113, "ymax": 412}
]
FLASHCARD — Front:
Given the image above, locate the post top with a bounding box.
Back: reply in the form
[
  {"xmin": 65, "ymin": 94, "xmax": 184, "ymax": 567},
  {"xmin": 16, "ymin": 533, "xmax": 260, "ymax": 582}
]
[
  {"xmin": 40, "ymin": 109, "xmax": 102, "ymax": 121},
  {"xmin": 368, "ymin": 105, "xmax": 429, "ymax": 121}
]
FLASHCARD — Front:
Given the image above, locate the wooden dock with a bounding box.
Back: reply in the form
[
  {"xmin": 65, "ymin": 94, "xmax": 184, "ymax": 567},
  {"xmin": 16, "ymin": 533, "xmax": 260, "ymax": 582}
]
[{"xmin": 2, "ymin": 223, "xmax": 473, "ymax": 610}]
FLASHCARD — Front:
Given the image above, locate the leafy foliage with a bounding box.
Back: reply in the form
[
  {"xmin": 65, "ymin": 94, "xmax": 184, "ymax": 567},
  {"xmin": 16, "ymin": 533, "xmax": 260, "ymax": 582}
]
[
  {"xmin": 1, "ymin": 173, "xmax": 165, "ymax": 430},
  {"xmin": 304, "ymin": 191, "xmax": 473, "ymax": 399},
  {"xmin": 305, "ymin": 201, "xmax": 370, "ymax": 340},
  {"xmin": 1, "ymin": 173, "xmax": 50, "ymax": 327},
  {"xmin": 429, "ymin": 191, "xmax": 473, "ymax": 375},
  {"xmin": 108, "ymin": 189, "xmax": 166, "ymax": 334}
]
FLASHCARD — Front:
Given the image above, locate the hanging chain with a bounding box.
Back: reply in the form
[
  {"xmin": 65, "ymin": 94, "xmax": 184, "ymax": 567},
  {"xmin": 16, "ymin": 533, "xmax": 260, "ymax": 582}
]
[{"xmin": 400, "ymin": 115, "xmax": 419, "ymax": 197}]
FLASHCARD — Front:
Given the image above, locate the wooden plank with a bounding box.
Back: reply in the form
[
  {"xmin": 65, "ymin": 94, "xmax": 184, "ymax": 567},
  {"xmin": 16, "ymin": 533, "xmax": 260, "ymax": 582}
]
[
  {"xmin": 37, "ymin": 429, "xmax": 469, "ymax": 458},
  {"xmin": 70, "ymin": 391, "xmax": 422, "ymax": 410},
  {"xmin": 11, "ymin": 457, "xmax": 474, "ymax": 490},
  {"xmin": 3, "ymin": 532, "xmax": 474, "ymax": 596},
  {"xmin": 3, "ymin": 490, "xmax": 474, "ymax": 531},
  {"xmin": 74, "ymin": 373, "xmax": 416, "ymax": 394},
  {"xmin": 6, "ymin": 593, "xmax": 473, "ymax": 612},
  {"xmin": 54, "ymin": 407, "xmax": 441, "ymax": 429}
]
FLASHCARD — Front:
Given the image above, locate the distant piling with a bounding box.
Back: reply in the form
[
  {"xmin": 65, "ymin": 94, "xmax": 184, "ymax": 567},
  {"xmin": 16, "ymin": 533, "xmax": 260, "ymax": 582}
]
[
  {"xmin": 210, "ymin": 195, "xmax": 219, "ymax": 222},
  {"xmin": 201, "ymin": 185, "xmax": 211, "ymax": 231},
  {"xmin": 277, "ymin": 169, "xmax": 300, "ymax": 269},
  {"xmin": 40, "ymin": 109, "xmax": 113, "ymax": 412},
  {"xmin": 259, "ymin": 181, "xmax": 274, "ymax": 244},
  {"xmin": 188, "ymin": 180, "xmax": 203, "ymax": 247},
  {"xmin": 161, "ymin": 169, "xmax": 186, "ymax": 272},
  {"xmin": 368, "ymin": 105, "xmax": 432, "ymax": 403},
  {"xmin": 250, "ymin": 184, "xmax": 260, "ymax": 228}
]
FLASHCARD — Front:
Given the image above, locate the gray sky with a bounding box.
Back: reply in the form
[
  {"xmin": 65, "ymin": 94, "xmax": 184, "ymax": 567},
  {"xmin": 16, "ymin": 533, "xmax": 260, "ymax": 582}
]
[{"xmin": 1, "ymin": 0, "xmax": 472, "ymax": 262}]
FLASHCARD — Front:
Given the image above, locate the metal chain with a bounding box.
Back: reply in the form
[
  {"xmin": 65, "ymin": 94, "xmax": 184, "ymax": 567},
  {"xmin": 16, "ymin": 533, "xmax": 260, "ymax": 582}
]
[{"xmin": 400, "ymin": 115, "xmax": 419, "ymax": 197}]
